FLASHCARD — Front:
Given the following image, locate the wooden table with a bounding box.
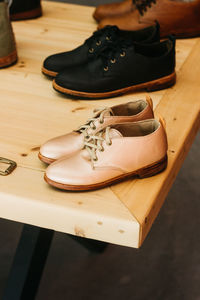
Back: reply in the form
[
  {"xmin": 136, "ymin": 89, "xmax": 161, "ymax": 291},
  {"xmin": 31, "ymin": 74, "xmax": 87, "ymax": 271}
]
[
  {"xmin": 1, "ymin": 2, "xmax": 200, "ymax": 299},
  {"xmin": 0, "ymin": 0, "xmax": 200, "ymax": 273}
]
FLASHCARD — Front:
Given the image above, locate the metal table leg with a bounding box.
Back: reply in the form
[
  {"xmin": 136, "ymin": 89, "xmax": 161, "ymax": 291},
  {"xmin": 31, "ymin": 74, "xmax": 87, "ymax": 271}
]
[
  {"xmin": 2, "ymin": 224, "xmax": 54, "ymax": 300},
  {"xmin": 69, "ymin": 234, "xmax": 108, "ymax": 253},
  {"xmin": 2, "ymin": 223, "xmax": 108, "ymax": 300}
]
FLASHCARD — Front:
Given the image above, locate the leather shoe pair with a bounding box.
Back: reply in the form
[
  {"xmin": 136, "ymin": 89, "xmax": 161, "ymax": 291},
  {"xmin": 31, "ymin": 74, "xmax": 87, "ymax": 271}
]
[
  {"xmin": 94, "ymin": 0, "xmax": 200, "ymax": 38},
  {"xmin": 39, "ymin": 96, "xmax": 154, "ymax": 164},
  {"xmin": 42, "ymin": 24, "xmax": 160, "ymax": 78},
  {"xmin": 39, "ymin": 97, "xmax": 168, "ymax": 191},
  {"xmin": 53, "ymin": 36, "xmax": 176, "ymax": 99}
]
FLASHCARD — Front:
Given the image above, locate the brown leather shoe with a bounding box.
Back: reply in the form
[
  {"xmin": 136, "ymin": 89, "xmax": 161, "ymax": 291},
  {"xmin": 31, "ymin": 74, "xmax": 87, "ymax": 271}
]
[
  {"xmin": 98, "ymin": 0, "xmax": 200, "ymax": 38},
  {"xmin": 93, "ymin": 0, "xmax": 134, "ymax": 22}
]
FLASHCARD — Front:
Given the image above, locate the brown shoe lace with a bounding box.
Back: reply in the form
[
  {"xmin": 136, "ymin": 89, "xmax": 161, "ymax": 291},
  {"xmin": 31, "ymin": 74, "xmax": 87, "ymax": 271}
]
[{"xmin": 133, "ymin": 0, "xmax": 156, "ymax": 15}]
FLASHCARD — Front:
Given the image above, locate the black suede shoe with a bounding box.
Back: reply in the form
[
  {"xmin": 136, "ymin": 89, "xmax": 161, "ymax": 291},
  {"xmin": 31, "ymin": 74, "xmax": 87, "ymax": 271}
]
[
  {"xmin": 10, "ymin": 0, "xmax": 42, "ymax": 21},
  {"xmin": 42, "ymin": 24, "xmax": 160, "ymax": 78},
  {"xmin": 53, "ymin": 37, "xmax": 176, "ymax": 99}
]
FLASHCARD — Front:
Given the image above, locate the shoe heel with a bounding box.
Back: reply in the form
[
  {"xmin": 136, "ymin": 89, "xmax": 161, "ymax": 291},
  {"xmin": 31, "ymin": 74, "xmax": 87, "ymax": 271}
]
[
  {"xmin": 146, "ymin": 72, "xmax": 176, "ymax": 92},
  {"xmin": 0, "ymin": 50, "xmax": 18, "ymax": 68},
  {"xmin": 137, "ymin": 155, "xmax": 168, "ymax": 179}
]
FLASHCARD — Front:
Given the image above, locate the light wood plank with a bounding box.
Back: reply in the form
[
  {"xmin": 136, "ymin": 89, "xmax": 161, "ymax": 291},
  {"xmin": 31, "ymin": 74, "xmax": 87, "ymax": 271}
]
[
  {"xmin": 0, "ymin": 1, "xmax": 196, "ymax": 169},
  {"xmin": 112, "ymin": 39, "xmax": 200, "ymax": 246},
  {"xmin": 0, "ymin": 1, "xmax": 199, "ymax": 247},
  {"xmin": 0, "ymin": 166, "xmax": 139, "ymax": 247}
]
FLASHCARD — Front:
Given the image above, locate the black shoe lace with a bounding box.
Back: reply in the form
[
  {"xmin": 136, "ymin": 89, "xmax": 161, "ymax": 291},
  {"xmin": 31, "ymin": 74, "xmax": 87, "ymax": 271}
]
[
  {"xmin": 133, "ymin": 0, "xmax": 156, "ymax": 15},
  {"xmin": 98, "ymin": 38, "xmax": 134, "ymax": 72},
  {"xmin": 85, "ymin": 26, "xmax": 119, "ymax": 54}
]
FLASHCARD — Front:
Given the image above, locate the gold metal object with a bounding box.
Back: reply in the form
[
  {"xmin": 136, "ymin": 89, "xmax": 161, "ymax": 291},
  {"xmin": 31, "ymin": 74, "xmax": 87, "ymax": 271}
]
[
  {"xmin": 120, "ymin": 51, "xmax": 126, "ymax": 57},
  {"xmin": 0, "ymin": 157, "xmax": 17, "ymax": 176}
]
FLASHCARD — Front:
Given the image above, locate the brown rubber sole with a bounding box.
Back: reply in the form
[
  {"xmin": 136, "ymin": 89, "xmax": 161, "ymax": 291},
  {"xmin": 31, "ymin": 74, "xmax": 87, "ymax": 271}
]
[
  {"xmin": 10, "ymin": 6, "xmax": 42, "ymax": 21},
  {"xmin": 38, "ymin": 152, "xmax": 56, "ymax": 165},
  {"xmin": 53, "ymin": 72, "xmax": 176, "ymax": 99},
  {"xmin": 42, "ymin": 66, "xmax": 58, "ymax": 78},
  {"xmin": 0, "ymin": 50, "xmax": 18, "ymax": 68},
  {"xmin": 44, "ymin": 155, "xmax": 168, "ymax": 191}
]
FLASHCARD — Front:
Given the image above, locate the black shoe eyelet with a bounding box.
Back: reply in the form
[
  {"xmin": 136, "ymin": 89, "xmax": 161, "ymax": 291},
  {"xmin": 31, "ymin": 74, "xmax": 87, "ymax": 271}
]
[
  {"xmin": 106, "ymin": 36, "xmax": 111, "ymax": 41},
  {"xmin": 96, "ymin": 41, "xmax": 101, "ymax": 46},
  {"xmin": 89, "ymin": 48, "xmax": 94, "ymax": 53},
  {"xmin": 104, "ymin": 66, "xmax": 109, "ymax": 72}
]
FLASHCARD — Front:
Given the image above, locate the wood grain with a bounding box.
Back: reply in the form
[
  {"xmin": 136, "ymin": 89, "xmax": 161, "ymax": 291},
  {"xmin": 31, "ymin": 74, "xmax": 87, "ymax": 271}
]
[
  {"xmin": 111, "ymin": 39, "xmax": 200, "ymax": 246},
  {"xmin": 0, "ymin": 1, "xmax": 199, "ymax": 248},
  {"xmin": 0, "ymin": 166, "xmax": 139, "ymax": 247}
]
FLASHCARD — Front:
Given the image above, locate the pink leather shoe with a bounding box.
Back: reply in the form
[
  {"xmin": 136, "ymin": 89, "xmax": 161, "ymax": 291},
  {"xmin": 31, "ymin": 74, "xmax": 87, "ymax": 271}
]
[
  {"xmin": 44, "ymin": 118, "xmax": 168, "ymax": 191},
  {"xmin": 39, "ymin": 96, "xmax": 154, "ymax": 164}
]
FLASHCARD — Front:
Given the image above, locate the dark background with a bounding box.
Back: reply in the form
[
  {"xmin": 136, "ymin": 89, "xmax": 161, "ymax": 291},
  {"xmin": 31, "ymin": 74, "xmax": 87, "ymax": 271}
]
[{"xmin": 0, "ymin": 0, "xmax": 200, "ymax": 299}]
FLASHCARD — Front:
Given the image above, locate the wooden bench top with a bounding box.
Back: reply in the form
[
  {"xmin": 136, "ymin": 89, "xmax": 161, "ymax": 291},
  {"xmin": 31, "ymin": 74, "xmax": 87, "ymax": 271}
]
[{"xmin": 0, "ymin": 1, "xmax": 199, "ymax": 248}]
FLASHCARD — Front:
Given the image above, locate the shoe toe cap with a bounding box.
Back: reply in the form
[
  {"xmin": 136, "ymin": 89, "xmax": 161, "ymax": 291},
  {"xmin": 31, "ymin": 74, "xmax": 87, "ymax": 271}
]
[
  {"xmin": 40, "ymin": 132, "xmax": 83, "ymax": 163},
  {"xmin": 93, "ymin": 5, "xmax": 108, "ymax": 22},
  {"xmin": 40, "ymin": 136, "xmax": 70, "ymax": 162},
  {"xmin": 45, "ymin": 155, "xmax": 86, "ymax": 186},
  {"xmin": 54, "ymin": 67, "xmax": 91, "ymax": 91},
  {"xmin": 39, "ymin": 139, "xmax": 60, "ymax": 162},
  {"xmin": 43, "ymin": 54, "xmax": 63, "ymax": 73}
]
